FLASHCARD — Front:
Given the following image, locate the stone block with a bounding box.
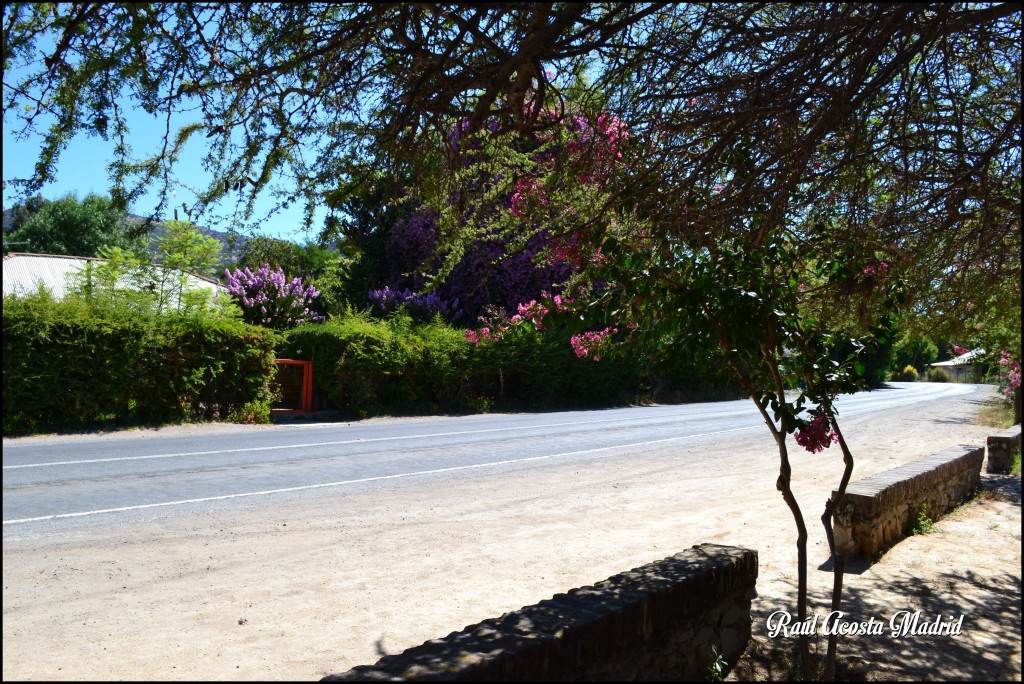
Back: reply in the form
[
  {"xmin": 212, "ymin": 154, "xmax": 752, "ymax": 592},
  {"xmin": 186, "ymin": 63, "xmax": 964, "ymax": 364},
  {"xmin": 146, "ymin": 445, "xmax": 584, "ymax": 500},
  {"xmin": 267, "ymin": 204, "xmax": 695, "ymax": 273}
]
[
  {"xmin": 832, "ymin": 445, "xmax": 983, "ymax": 561},
  {"xmin": 987, "ymin": 425, "xmax": 1022, "ymax": 474}
]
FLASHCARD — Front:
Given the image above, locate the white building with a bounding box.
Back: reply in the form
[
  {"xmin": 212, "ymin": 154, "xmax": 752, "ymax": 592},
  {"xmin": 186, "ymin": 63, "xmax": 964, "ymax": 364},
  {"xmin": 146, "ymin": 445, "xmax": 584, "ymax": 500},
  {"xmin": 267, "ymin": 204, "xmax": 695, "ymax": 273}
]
[
  {"xmin": 3, "ymin": 252, "xmax": 226, "ymax": 304},
  {"xmin": 929, "ymin": 348, "xmax": 986, "ymax": 382}
]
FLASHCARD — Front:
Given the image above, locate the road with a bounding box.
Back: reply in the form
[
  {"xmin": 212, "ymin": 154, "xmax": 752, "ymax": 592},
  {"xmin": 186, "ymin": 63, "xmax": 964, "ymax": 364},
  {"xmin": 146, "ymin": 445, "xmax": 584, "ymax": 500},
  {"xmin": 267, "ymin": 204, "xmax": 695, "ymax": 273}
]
[
  {"xmin": 3, "ymin": 381, "xmax": 975, "ymax": 536},
  {"xmin": 2, "ymin": 382, "xmax": 1006, "ymax": 681}
]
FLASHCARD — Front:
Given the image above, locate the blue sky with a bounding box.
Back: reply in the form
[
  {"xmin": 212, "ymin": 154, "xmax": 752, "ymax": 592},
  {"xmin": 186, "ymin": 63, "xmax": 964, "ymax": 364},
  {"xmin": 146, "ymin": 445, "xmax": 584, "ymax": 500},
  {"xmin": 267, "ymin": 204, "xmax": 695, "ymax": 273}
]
[{"xmin": 3, "ymin": 102, "xmax": 324, "ymax": 243}]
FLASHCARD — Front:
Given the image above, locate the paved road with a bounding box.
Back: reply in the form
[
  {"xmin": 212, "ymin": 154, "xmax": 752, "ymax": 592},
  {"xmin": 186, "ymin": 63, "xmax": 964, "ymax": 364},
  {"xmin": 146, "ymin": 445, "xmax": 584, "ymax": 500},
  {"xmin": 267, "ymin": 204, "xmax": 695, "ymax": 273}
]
[{"xmin": 2, "ymin": 382, "xmax": 976, "ymax": 535}]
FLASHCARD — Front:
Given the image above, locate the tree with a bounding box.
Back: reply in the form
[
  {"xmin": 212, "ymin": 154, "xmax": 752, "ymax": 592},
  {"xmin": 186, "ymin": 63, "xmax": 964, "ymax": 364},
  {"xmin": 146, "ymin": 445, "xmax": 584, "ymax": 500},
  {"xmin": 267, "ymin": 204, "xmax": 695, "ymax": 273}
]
[
  {"xmin": 69, "ymin": 220, "xmax": 237, "ymax": 318},
  {"xmin": 234, "ymin": 235, "xmax": 350, "ymax": 318},
  {"xmin": 151, "ymin": 219, "xmax": 223, "ymax": 311},
  {"xmin": 2, "ymin": 193, "xmax": 47, "ymax": 240},
  {"xmin": 5, "ymin": 4, "xmax": 1020, "ymax": 677},
  {"xmin": 2, "ymin": 192, "xmax": 144, "ymax": 257}
]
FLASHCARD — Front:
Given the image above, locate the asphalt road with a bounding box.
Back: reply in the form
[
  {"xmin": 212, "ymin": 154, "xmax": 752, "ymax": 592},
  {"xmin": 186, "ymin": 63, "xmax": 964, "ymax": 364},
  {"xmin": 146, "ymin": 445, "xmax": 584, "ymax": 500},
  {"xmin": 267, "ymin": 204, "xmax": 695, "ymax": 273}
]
[{"xmin": 2, "ymin": 381, "xmax": 976, "ymax": 537}]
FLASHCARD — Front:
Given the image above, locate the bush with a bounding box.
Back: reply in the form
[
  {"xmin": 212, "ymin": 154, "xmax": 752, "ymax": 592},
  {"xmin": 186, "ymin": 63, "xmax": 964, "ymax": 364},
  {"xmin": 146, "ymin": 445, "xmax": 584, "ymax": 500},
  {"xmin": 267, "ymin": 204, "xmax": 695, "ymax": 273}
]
[
  {"xmin": 3, "ymin": 289, "xmax": 276, "ymax": 434},
  {"xmin": 280, "ymin": 311, "xmax": 480, "ymax": 416},
  {"xmin": 279, "ymin": 311, "xmax": 650, "ymax": 418},
  {"xmin": 475, "ymin": 325, "xmax": 646, "ymax": 410},
  {"xmin": 926, "ymin": 366, "xmax": 952, "ymax": 383},
  {"xmin": 891, "ymin": 364, "xmax": 920, "ymax": 382}
]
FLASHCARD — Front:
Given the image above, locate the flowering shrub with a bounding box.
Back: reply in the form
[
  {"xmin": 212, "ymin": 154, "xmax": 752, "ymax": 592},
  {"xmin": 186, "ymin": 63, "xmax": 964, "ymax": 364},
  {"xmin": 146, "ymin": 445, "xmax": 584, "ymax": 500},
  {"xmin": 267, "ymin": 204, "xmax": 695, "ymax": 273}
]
[
  {"xmin": 862, "ymin": 261, "xmax": 889, "ymax": 277},
  {"xmin": 379, "ymin": 208, "xmax": 572, "ymax": 325},
  {"xmin": 996, "ymin": 349, "xmax": 1021, "ymax": 401},
  {"xmin": 510, "ymin": 178, "xmax": 550, "ymax": 220},
  {"xmin": 464, "ymin": 292, "xmax": 616, "ymax": 363},
  {"xmin": 367, "ymin": 285, "xmax": 457, "ymax": 322},
  {"xmin": 224, "ymin": 264, "xmax": 321, "ymax": 330},
  {"xmin": 570, "ymin": 327, "xmax": 619, "ymax": 361},
  {"xmin": 501, "ymin": 108, "xmax": 629, "ymax": 226},
  {"xmin": 794, "ymin": 415, "xmax": 840, "ymax": 453}
]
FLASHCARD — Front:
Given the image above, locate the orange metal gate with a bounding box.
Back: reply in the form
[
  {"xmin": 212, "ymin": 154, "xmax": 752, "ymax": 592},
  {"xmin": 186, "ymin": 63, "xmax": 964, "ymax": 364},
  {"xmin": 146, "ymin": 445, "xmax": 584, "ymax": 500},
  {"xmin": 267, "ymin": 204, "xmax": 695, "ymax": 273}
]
[{"xmin": 271, "ymin": 359, "xmax": 313, "ymax": 415}]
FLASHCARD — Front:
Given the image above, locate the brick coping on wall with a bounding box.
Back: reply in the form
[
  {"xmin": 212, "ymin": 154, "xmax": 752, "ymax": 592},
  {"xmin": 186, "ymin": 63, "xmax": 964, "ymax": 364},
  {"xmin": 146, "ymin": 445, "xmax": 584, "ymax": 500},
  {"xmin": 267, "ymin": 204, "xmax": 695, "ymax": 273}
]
[
  {"xmin": 986, "ymin": 425, "xmax": 1022, "ymax": 474},
  {"xmin": 322, "ymin": 543, "xmax": 758, "ymax": 681},
  {"xmin": 832, "ymin": 444, "xmax": 983, "ymax": 559}
]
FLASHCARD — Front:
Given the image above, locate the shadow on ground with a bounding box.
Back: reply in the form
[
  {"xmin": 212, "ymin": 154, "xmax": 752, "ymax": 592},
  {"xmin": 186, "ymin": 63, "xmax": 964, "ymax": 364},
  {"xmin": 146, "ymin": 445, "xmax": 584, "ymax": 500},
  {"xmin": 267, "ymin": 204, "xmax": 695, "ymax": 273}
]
[
  {"xmin": 735, "ymin": 566, "xmax": 1021, "ymax": 681},
  {"xmin": 734, "ymin": 474, "xmax": 1022, "ymax": 681}
]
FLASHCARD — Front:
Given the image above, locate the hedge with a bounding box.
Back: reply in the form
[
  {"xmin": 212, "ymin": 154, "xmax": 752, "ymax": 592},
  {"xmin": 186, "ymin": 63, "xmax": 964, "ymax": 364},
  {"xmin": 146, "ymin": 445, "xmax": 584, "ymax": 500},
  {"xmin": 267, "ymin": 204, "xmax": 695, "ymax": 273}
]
[
  {"xmin": 2, "ymin": 291, "xmax": 277, "ymax": 434},
  {"xmin": 278, "ymin": 312, "xmax": 649, "ymax": 417}
]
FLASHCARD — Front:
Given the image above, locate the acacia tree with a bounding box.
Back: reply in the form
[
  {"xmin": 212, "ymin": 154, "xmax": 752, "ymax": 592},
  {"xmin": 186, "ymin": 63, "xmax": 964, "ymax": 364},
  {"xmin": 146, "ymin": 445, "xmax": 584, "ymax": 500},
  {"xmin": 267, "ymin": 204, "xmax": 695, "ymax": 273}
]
[{"xmin": 4, "ymin": 3, "xmax": 1020, "ymax": 678}]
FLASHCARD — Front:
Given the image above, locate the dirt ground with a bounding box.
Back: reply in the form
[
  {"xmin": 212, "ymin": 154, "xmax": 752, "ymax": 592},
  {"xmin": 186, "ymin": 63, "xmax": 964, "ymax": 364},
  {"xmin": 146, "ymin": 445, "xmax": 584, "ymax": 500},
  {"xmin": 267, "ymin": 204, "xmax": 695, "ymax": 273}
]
[{"xmin": 2, "ymin": 384, "xmax": 1020, "ymax": 681}]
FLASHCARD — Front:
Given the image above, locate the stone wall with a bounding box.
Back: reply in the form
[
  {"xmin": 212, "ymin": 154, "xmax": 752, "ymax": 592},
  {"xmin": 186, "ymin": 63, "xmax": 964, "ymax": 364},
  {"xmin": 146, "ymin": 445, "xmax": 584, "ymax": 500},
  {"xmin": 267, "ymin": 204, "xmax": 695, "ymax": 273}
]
[
  {"xmin": 986, "ymin": 425, "xmax": 1022, "ymax": 474},
  {"xmin": 833, "ymin": 445, "xmax": 983, "ymax": 559},
  {"xmin": 322, "ymin": 544, "xmax": 757, "ymax": 681}
]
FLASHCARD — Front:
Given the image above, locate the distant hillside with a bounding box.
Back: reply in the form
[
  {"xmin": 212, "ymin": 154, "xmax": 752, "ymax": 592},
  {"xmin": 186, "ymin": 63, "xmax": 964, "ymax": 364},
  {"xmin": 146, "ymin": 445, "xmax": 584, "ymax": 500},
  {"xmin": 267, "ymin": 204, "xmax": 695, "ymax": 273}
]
[{"xmin": 126, "ymin": 215, "xmax": 253, "ymax": 266}]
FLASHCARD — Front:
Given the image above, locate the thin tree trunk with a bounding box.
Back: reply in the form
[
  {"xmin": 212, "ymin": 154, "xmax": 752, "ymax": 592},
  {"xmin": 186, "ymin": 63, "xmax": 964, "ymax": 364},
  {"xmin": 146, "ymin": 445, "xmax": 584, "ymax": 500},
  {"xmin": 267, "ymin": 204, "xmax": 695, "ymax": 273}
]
[
  {"xmin": 821, "ymin": 417, "xmax": 855, "ymax": 680},
  {"xmin": 760, "ymin": 345, "xmax": 812, "ymax": 679},
  {"xmin": 773, "ymin": 428, "xmax": 811, "ymax": 678}
]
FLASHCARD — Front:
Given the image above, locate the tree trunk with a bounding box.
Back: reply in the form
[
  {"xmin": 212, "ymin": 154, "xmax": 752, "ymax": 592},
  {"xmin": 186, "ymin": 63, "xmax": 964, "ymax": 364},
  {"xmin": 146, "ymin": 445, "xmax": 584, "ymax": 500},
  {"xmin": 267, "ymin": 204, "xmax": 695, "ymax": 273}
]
[
  {"xmin": 775, "ymin": 431, "xmax": 812, "ymax": 679},
  {"xmin": 821, "ymin": 419, "xmax": 855, "ymax": 680}
]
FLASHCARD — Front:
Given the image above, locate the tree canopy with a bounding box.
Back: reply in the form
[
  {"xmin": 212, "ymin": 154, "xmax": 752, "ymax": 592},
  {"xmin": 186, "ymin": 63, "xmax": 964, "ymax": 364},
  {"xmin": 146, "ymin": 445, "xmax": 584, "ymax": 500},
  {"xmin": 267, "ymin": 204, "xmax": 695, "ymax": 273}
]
[
  {"xmin": 2, "ymin": 191, "xmax": 144, "ymax": 257},
  {"xmin": 3, "ymin": 2, "xmax": 1019, "ymax": 336},
  {"xmin": 5, "ymin": 4, "xmax": 1020, "ymax": 674}
]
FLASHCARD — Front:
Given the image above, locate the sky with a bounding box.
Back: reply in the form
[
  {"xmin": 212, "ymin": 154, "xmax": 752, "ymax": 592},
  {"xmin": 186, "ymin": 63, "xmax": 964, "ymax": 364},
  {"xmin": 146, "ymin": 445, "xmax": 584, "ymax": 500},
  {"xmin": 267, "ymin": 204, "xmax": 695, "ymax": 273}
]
[{"xmin": 2, "ymin": 95, "xmax": 325, "ymax": 243}]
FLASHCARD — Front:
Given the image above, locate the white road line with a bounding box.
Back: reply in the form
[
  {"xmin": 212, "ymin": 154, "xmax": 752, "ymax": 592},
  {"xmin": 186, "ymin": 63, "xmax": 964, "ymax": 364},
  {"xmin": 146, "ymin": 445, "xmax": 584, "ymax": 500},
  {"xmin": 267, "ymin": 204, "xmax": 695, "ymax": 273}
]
[
  {"xmin": 2, "ymin": 413, "xmax": 749, "ymax": 469},
  {"xmin": 2, "ymin": 425, "xmax": 757, "ymax": 525}
]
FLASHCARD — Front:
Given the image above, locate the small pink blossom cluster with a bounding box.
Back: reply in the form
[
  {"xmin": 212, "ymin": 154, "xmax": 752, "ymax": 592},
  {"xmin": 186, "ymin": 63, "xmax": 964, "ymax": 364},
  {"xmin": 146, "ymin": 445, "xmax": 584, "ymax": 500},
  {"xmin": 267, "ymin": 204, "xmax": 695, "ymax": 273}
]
[
  {"xmin": 549, "ymin": 232, "xmax": 605, "ymax": 269},
  {"xmin": 509, "ymin": 177, "xmax": 550, "ymax": 220},
  {"xmin": 570, "ymin": 327, "xmax": 618, "ymax": 361},
  {"xmin": 862, "ymin": 261, "xmax": 889, "ymax": 277},
  {"xmin": 998, "ymin": 350, "xmax": 1021, "ymax": 397},
  {"xmin": 794, "ymin": 415, "xmax": 839, "ymax": 454},
  {"xmin": 952, "ymin": 344, "xmax": 970, "ymax": 356},
  {"xmin": 547, "ymin": 109, "xmax": 629, "ymax": 190},
  {"xmin": 465, "ymin": 293, "xmax": 574, "ymax": 345},
  {"xmin": 517, "ymin": 299, "xmax": 550, "ymax": 328},
  {"xmin": 465, "ymin": 326, "xmax": 501, "ymax": 346},
  {"xmin": 596, "ymin": 113, "xmax": 628, "ymax": 149}
]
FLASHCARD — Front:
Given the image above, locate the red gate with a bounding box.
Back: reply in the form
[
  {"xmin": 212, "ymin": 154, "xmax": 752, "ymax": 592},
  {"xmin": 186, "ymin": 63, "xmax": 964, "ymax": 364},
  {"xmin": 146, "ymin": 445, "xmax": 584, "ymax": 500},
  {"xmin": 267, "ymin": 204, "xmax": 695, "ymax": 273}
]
[{"xmin": 271, "ymin": 359, "xmax": 313, "ymax": 415}]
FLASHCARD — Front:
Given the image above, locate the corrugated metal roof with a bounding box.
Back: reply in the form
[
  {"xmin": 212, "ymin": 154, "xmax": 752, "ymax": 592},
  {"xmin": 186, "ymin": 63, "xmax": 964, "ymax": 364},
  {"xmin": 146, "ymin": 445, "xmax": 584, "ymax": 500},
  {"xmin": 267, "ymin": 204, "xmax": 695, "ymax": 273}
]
[
  {"xmin": 3, "ymin": 252, "xmax": 225, "ymax": 301},
  {"xmin": 931, "ymin": 349, "xmax": 986, "ymax": 367}
]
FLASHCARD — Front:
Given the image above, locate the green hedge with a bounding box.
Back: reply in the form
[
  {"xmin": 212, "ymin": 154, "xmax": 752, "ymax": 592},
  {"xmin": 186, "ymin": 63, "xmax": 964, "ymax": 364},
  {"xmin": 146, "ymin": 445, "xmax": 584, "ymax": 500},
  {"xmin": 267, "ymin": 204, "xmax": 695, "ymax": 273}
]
[
  {"xmin": 4, "ymin": 292, "xmax": 743, "ymax": 433},
  {"xmin": 279, "ymin": 313, "xmax": 477, "ymax": 416},
  {"xmin": 3, "ymin": 291, "xmax": 277, "ymax": 434},
  {"xmin": 278, "ymin": 312, "xmax": 649, "ymax": 417}
]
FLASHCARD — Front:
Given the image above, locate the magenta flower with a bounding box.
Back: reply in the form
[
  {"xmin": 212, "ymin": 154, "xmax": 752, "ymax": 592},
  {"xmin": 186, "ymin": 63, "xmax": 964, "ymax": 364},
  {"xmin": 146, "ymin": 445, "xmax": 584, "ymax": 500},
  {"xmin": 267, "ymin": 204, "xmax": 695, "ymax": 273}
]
[
  {"xmin": 570, "ymin": 327, "xmax": 618, "ymax": 361},
  {"xmin": 794, "ymin": 416, "xmax": 839, "ymax": 453}
]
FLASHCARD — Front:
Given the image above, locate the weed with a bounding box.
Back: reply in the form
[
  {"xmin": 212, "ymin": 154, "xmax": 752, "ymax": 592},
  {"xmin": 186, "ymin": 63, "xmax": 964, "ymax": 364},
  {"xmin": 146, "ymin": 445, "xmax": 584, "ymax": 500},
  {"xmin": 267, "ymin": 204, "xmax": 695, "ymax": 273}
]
[
  {"xmin": 707, "ymin": 644, "xmax": 728, "ymax": 682},
  {"xmin": 1010, "ymin": 448, "xmax": 1021, "ymax": 476},
  {"xmin": 227, "ymin": 399, "xmax": 272, "ymax": 424},
  {"xmin": 976, "ymin": 400, "xmax": 1015, "ymax": 429},
  {"xmin": 909, "ymin": 504, "xmax": 935, "ymax": 535}
]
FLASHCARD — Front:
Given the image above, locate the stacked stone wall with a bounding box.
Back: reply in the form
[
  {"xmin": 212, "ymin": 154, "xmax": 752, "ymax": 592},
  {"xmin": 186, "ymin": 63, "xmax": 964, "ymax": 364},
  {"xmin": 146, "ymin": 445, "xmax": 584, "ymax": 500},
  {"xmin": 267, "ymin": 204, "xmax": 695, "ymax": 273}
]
[
  {"xmin": 986, "ymin": 425, "xmax": 1021, "ymax": 474},
  {"xmin": 322, "ymin": 543, "xmax": 757, "ymax": 681},
  {"xmin": 833, "ymin": 445, "xmax": 983, "ymax": 559}
]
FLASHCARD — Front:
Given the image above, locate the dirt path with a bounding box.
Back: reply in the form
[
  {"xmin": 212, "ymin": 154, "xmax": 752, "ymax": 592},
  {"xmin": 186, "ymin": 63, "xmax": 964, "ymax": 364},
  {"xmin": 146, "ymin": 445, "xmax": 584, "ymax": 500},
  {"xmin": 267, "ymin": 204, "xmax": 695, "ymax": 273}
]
[{"xmin": 2, "ymin": 384, "xmax": 1019, "ymax": 681}]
